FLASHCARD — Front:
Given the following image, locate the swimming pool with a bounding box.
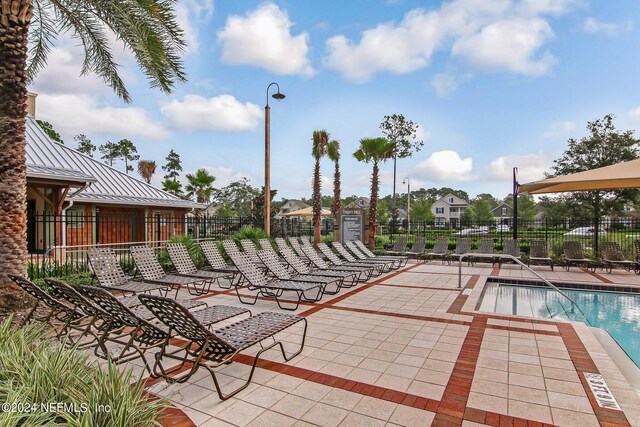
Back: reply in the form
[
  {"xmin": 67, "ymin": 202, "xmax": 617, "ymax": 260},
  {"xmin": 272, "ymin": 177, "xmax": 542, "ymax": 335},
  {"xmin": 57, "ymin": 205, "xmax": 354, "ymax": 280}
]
[{"xmin": 478, "ymin": 283, "xmax": 640, "ymax": 366}]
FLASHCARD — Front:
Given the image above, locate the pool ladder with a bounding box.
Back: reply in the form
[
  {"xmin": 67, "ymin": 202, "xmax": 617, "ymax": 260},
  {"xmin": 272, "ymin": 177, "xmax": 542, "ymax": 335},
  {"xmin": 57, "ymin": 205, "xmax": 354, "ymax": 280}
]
[{"xmin": 457, "ymin": 253, "xmax": 591, "ymax": 326}]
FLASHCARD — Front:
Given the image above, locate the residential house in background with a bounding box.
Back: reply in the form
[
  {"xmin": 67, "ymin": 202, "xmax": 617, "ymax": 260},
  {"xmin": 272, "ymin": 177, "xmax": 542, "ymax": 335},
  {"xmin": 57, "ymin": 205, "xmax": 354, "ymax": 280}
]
[
  {"xmin": 24, "ymin": 94, "xmax": 200, "ymax": 253},
  {"xmin": 432, "ymin": 194, "xmax": 469, "ymax": 227},
  {"xmin": 492, "ymin": 203, "xmax": 512, "ymax": 226},
  {"xmin": 275, "ymin": 200, "xmax": 310, "ymax": 219},
  {"xmin": 345, "ymin": 197, "xmax": 370, "ymax": 209}
]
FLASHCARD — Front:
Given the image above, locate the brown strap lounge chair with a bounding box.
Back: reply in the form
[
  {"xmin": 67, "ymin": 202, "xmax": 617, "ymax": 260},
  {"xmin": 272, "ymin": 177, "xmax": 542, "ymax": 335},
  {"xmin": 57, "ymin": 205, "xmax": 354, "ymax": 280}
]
[
  {"xmin": 138, "ymin": 294, "xmax": 306, "ymax": 400},
  {"xmin": 228, "ymin": 252, "xmax": 324, "ymax": 310},
  {"xmin": 600, "ymin": 241, "xmax": 636, "ymax": 273},
  {"xmin": 277, "ymin": 246, "xmax": 358, "ymax": 289},
  {"xmin": 130, "ymin": 245, "xmax": 211, "ymax": 296},
  {"xmin": 404, "ymin": 237, "xmax": 427, "ymax": 259},
  {"xmin": 562, "ymin": 241, "xmax": 594, "ymax": 271},
  {"xmin": 446, "ymin": 238, "xmax": 472, "ymax": 265},
  {"xmin": 199, "ymin": 241, "xmax": 242, "ymax": 287},
  {"xmin": 386, "ymin": 235, "xmax": 408, "ymax": 255},
  {"xmin": 88, "ymin": 247, "xmax": 170, "ymax": 296},
  {"xmin": 353, "ymin": 240, "xmax": 408, "ymax": 267},
  {"xmin": 473, "ymin": 238, "xmax": 496, "ymax": 265},
  {"xmin": 317, "ymin": 243, "xmax": 382, "ymax": 276},
  {"xmin": 528, "ymin": 240, "xmax": 554, "ymax": 270},
  {"xmin": 300, "ymin": 244, "xmax": 371, "ymax": 282},
  {"xmin": 166, "ymin": 243, "xmax": 234, "ymax": 289},
  {"xmin": 425, "ymin": 237, "xmax": 449, "ymax": 264},
  {"xmin": 334, "ymin": 242, "xmax": 394, "ymax": 272},
  {"xmin": 501, "ymin": 239, "xmax": 523, "ymax": 268}
]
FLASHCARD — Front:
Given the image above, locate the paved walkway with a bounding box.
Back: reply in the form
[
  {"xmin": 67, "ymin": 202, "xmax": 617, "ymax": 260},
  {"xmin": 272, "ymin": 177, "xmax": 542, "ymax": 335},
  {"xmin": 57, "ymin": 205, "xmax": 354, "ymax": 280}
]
[{"xmin": 125, "ymin": 260, "xmax": 640, "ymax": 426}]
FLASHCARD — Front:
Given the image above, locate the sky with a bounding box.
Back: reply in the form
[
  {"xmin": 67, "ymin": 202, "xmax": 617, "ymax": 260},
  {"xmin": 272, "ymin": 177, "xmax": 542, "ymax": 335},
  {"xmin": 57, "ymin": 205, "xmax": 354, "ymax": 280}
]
[{"xmin": 30, "ymin": 0, "xmax": 640, "ymax": 202}]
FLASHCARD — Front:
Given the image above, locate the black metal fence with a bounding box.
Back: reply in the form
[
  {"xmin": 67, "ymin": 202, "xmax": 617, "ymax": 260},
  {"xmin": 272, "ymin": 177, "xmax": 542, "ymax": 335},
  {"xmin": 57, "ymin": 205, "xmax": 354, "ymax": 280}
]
[{"xmin": 24, "ymin": 210, "xmax": 639, "ymax": 279}]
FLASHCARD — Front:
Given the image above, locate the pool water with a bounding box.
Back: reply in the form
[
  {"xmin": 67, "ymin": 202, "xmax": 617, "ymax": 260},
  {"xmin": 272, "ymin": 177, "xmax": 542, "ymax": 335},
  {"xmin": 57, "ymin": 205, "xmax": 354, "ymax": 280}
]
[{"xmin": 478, "ymin": 283, "xmax": 640, "ymax": 366}]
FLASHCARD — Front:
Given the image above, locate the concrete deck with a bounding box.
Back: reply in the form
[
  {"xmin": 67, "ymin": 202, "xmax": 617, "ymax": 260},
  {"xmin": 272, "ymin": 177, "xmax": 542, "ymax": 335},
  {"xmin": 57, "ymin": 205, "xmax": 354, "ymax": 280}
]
[{"xmin": 120, "ymin": 260, "xmax": 640, "ymax": 426}]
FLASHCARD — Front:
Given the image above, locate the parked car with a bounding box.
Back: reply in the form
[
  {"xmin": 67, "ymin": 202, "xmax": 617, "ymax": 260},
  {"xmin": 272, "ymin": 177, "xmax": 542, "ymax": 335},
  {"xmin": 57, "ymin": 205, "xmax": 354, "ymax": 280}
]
[
  {"xmin": 454, "ymin": 227, "xmax": 488, "ymax": 236},
  {"xmin": 495, "ymin": 225, "xmax": 511, "ymax": 232},
  {"xmin": 564, "ymin": 227, "xmax": 607, "ymax": 237}
]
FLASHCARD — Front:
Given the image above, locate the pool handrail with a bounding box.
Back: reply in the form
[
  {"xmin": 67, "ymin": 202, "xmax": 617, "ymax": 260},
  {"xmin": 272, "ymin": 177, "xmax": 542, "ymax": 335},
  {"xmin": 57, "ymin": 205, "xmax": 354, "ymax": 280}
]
[{"xmin": 457, "ymin": 253, "xmax": 591, "ymax": 326}]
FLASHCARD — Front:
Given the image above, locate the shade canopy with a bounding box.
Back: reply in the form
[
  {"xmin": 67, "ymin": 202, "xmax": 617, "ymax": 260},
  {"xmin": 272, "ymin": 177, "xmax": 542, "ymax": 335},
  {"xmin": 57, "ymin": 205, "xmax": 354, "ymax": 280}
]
[
  {"xmin": 518, "ymin": 159, "xmax": 640, "ymax": 194},
  {"xmin": 283, "ymin": 206, "xmax": 332, "ymax": 217}
]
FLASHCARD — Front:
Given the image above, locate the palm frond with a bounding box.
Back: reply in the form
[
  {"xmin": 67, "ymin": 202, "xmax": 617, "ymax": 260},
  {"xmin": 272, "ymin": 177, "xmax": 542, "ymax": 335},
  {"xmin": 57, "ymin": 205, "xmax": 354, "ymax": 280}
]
[{"xmin": 26, "ymin": 0, "xmax": 58, "ymax": 82}]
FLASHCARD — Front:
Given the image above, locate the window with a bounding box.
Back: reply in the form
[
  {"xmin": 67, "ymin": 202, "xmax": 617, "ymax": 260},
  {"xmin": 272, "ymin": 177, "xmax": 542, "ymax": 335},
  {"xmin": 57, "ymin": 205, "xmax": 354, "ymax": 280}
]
[
  {"xmin": 65, "ymin": 207, "xmax": 86, "ymax": 228},
  {"xmin": 501, "ymin": 207, "xmax": 507, "ymax": 215},
  {"xmin": 435, "ymin": 207, "xmax": 444, "ymax": 214},
  {"xmin": 448, "ymin": 197, "xmax": 454, "ymax": 203}
]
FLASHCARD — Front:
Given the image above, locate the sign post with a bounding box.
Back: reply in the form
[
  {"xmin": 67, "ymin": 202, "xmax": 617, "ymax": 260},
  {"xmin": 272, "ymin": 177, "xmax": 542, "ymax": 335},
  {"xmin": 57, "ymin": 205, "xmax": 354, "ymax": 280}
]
[{"xmin": 337, "ymin": 208, "xmax": 365, "ymax": 243}]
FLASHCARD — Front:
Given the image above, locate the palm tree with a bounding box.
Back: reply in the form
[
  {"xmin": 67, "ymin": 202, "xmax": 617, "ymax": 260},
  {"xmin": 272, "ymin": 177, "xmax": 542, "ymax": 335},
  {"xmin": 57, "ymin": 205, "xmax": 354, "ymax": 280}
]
[
  {"xmin": 353, "ymin": 137, "xmax": 396, "ymax": 249},
  {"xmin": 326, "ymin": 140, "xmax": 341, "ymax": 220},
  {"xmin": 185, "ymin": 169, "xmax": 216, "ymax": 204},
  {"xmin": 0, "ymin": 1, "xmax": 186, "ymax": 311},
  {"xmin": 311, "ymin": 130, "xmax": 329, "ymax": 244},
  {"xmin": 162, "ymin": 179, "xmax": 183, "ymax": 197},
  {"xmin": 137, "ymin": 160, "xmax": 157, "ymax": 183}
]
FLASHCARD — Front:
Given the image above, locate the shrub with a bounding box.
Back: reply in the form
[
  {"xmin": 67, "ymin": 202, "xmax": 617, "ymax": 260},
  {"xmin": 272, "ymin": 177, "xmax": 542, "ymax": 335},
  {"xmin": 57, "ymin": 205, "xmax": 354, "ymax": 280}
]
[
  {"xmin": 0, "ymin": 317, "xmax": 167, "ymax": 427},
  {"xmin": 232, "ymin": 226, "xmax": 267, "ymax": 244}
]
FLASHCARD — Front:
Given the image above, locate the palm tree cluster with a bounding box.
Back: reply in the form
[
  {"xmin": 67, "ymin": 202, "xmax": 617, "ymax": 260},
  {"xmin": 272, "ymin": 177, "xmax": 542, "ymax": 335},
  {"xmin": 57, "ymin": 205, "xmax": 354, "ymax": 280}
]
[{"xmin": 310, "ymin": 131, "xmax": 343, "ymax": 244}]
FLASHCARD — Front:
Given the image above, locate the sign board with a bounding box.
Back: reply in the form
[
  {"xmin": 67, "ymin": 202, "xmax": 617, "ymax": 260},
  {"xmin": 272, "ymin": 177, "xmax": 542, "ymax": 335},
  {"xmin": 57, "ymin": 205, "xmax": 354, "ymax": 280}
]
[{"xmin": 338, "ymin": 208, "xmax": 365, "ymax": 243}]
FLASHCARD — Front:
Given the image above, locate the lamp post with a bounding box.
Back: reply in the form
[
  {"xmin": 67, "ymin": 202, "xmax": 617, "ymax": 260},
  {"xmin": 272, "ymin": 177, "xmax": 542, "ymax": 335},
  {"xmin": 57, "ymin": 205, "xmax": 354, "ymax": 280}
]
[
  {"xmin": 264, "ymin": 82, "xmax": 285, "ymax": 236},
  {"xmin": 402, "ymin": 177, "xmax": 410, "ymax": 234}
]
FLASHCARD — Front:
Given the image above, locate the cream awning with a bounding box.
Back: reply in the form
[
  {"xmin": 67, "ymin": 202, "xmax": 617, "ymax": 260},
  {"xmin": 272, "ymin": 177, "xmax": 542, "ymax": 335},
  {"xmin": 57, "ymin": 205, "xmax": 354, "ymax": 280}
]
[{"xmin": 518, "ymin": 159, "xmax": 640, "ymax": 194}]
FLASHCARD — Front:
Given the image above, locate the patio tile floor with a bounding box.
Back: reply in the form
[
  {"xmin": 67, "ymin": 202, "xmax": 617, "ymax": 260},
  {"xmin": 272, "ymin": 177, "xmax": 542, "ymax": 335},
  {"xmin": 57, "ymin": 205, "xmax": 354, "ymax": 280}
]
[{"xmin": 97, "ymin": 258, "xmax": 640, "ymax": 426}]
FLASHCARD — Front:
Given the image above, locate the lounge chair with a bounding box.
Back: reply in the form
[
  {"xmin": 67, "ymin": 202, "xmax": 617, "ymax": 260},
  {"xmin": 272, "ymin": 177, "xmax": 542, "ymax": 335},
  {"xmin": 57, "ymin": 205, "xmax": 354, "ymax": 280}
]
[
  {"xmin": 228, "ymin": 252, "xmax": 324, "ymax": 310},
  {"xmin": 446, "ymin": 238, "xmax": 472, "ymax": 265},
  {"xmin": 425, "ymin": 238, "xmax": 449, "ymax": 264},
  {"xmin": 138, "ymin": 294, "xmax": 306, "ymax": 400},
  {"xmin": 600, "ymin": 241, "xmax": 636, "ymax": 273},
  {"xmin": 300, "ymin": 244, "xmax": 371, "ymax": 282},
  {"xmin": 257, "ymin": 249, "xmax": 343, "ymax": 294},
  {"xmin": 501, "ymin": 239, "xmax": 523, "ymax": 267},
  {"xmin": 287, "ymin": 236, "xmax": 307, "ymax": 259},
  {"xmin": 528, "ymin": 240, "xmax": 554, "ymax": 270},
  {"xmin": 386, "ymin": 235, "xmax": 408, "ymax": 255},
  {"xmin": 274, "ymin": 237, "xmax": 290, "ymax": 254},
  {"xmin": 472, "ymin": 238, "xmax": 496, "ymax": 265},
  {"xmin": 317, "ymin": 243, "xmax": 382, "ymax": 276},
  {"xmin": 88, "ymin": 247, "xmax": 170, "ymax": 296},
  {"xmin": 9, "ymin": 275, "xmax": 85, "ymax": 338},
  {"xmin": 404, "ymin": 237, "xmax": 427, "ymax": 259},
  {"xmin": 562, "ymin": 241, "xmax": 594, "ymax": 271},
  {"xmin": 79, "ymin": 285, "xmax": 249, "ymax": 374},
  {"xmin": 166, "ymin": 243, "xmax": 234, "ymax": 290},
  {"xmin": 199, "ymin": 241, "xmax": 242, "ymax": 287},
  {"xmin": 130, "ymin": 246, "xmax": 214, "ymax": 296},
  {"xmin": 333, "ymin": 242, "xmax": 394, "ymax": 272},
  {"xmin": 278, "ymin": 246, "xmax": 358, "ymax": 287},
  {"xmin": 352, "ymin": 240, "xmax": 408, "ymax": 268},
  {"xmin": 240, "ymin": 239, "xmax": 266, "ymax": 267}
]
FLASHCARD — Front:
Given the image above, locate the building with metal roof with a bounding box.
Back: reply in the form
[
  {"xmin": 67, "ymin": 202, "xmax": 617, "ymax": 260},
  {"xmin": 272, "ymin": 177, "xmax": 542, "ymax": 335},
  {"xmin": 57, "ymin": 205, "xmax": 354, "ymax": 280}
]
[{"xmin": 24, "ymin": 108, "xmax": 202, "ymax": 252}]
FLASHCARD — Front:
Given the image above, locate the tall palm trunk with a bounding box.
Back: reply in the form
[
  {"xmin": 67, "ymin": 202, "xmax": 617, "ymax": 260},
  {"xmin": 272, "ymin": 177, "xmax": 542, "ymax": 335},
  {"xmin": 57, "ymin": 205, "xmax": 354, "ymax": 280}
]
[
  {"xmin": 368, "ymin": 161, "xmax": 379, "ymax": 249},
  {"xmin": 313, "ymin": 158, "xmax": 322, "ymax": 244},
  {"xmin": 0, "ymin": 0, "xmax": 32, "ymax": 311}
]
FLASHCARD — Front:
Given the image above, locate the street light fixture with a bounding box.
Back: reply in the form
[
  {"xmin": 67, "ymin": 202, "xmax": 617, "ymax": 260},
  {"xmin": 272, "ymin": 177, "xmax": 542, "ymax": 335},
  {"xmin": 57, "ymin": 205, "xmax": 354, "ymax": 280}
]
[
  {"xmin": 402, "ymin": 177, "xmax": 410, "ymax": 234},
  {"xmin": 264, "ymin": 82, "xmax": 285, "ymax": 236}
]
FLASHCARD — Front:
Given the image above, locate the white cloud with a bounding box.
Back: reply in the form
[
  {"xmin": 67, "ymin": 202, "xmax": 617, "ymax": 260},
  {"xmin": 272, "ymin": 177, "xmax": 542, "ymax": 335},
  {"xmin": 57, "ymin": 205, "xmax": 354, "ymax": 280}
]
[
  {"xmin": 581, "ymin": 17, "xmax": 630, "ymax": 36},
  {"xmin": 160, "ymin": 94, "xmax": 262, "ymax": 132},
  {"xmin": 486, "ymin": 153, "xmax": 549, "ymax": 183},
  {"xmin": 431, "ymin": 73, "xmax": 459, "ymax": 97},
  {"xmin": 37, "ymin": 94, "xmax": 168, "ymax": 139},
  {"xmin": 543, "ymin": 121, "xmax": 575, "ymax": 138},
  {"xmin": 413, "ymin": 150, "xmax": 477, "ymax": 182},
  {"xmin": 175, "ymin": 0, "xmax": 215, "ymax": 54},
  {"xmin": 451, "ymin": 19, "xmax": 556, "ymax": 76},
  {"xmin": 324, "ymin": 0, "xmax": 574, "ymax": 82},
  {"xmin": 217, "ymin": 3, "xmax": 314, "ymax": 77}
]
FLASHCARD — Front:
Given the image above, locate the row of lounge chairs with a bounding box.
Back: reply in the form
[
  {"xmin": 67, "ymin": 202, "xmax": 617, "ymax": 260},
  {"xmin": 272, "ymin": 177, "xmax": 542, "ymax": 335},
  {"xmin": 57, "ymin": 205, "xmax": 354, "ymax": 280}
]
[
  {"xmin": 389, "ymin": 236, "xmax": 639, "ymax": 273},
  {"xmin": 10, "ymin": 274, "xmax": 306, "ymax": 400}
]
